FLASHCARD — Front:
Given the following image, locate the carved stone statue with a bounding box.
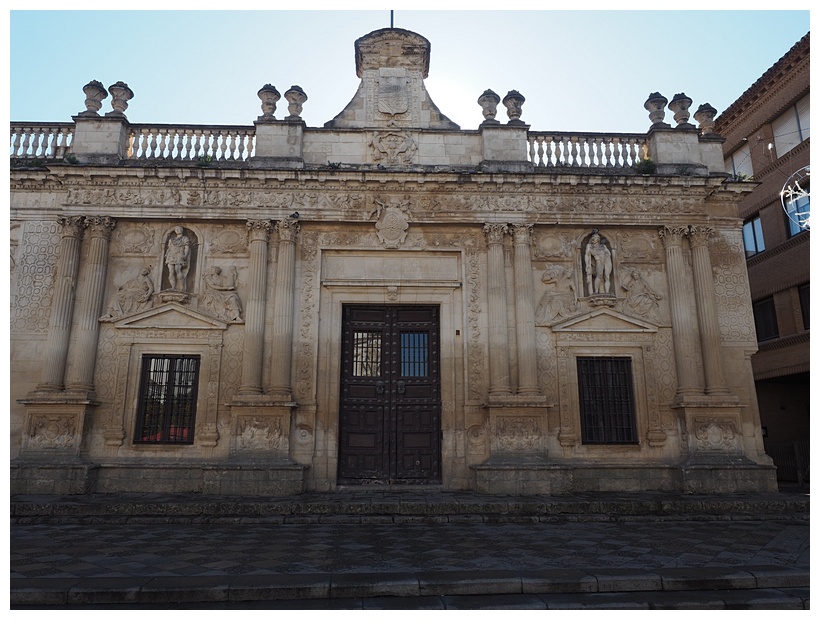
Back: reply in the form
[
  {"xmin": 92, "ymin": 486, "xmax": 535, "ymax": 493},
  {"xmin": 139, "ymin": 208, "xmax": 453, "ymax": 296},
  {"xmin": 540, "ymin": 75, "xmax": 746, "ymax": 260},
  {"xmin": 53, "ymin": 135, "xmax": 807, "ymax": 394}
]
[
  {"xmin": 103, "ymin": 267, "xmax": 154, "ymax": 318},
  {"xmin": 165, "ymin": 226, "xmax": 191, "ymax": 292},
  {"xmin": 584, "ymin": 231, "xmax": 613, "ymax": 295},
  {"xmin": 622, "ymin": 269, "xmax": 662, "ymax": 319},
  {"xmin": 201, "ymin": 266, "xmax": 242, "ymax": 321},
  {"xmin": 535, "ymin": 264, "xmax": 577, "ymax": 324}
]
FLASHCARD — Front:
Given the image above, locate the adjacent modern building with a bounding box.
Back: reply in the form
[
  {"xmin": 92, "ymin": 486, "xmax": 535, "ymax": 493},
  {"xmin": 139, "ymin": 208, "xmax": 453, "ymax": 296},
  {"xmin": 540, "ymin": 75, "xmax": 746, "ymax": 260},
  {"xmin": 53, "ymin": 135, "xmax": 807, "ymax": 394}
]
[
  {"xmin": 714, "ymin": 33, "xmax": 810, "ymax": 484},
  {"xmin": 10, "ymin": 27, "xmax": 778, "ymax": 496}
]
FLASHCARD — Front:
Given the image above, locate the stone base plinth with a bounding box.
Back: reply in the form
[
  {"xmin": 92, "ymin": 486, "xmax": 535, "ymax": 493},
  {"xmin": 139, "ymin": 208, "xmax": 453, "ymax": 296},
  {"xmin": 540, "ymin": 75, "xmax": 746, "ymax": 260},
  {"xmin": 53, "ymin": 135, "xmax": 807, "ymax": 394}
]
[
  {"xmin": 681, "ymin": 461, "xmax": 778, "ymax": 494},
  {"xmin": 230, "ymin": 400, "xmax": 296, "ymax": 458},
  {"xmin": 10, "ymin": 460, "xmax": 98, "ymax": 495},
  {"xmin": 203, "ymin": 462, "xmax": 309, "ymax": 495},
  {"xmin": 471, "ymin": 460, "xmax": 572, "ymax": 495}
]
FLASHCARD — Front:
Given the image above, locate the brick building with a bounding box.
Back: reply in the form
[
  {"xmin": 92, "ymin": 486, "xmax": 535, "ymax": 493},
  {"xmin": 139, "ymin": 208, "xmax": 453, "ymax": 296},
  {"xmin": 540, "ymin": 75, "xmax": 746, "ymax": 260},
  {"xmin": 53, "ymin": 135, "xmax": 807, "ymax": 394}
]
[{"xmin": 714, "ymin": 33, "xmax": 810, "ymax": 483}]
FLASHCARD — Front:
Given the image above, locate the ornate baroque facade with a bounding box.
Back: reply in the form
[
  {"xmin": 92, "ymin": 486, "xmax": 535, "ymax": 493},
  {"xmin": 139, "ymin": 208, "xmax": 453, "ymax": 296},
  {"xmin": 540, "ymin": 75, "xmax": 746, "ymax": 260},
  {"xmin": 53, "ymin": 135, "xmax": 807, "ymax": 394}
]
[{"xmin": 10, "ymin": 28, "xmax": 776, "ymax": 495}]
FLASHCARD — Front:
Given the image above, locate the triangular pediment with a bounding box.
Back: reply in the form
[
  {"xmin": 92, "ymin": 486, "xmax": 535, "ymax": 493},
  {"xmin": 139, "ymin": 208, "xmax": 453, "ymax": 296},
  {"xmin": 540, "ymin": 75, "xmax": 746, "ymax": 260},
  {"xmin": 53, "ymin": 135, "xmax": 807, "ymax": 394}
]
[
  {"xmin": 552, "ymin": 308, "xmax": 657, "ymax": 333},
  {"xmin": 114, "ymin": 303, "xmax": 226, "ymax": 330}
]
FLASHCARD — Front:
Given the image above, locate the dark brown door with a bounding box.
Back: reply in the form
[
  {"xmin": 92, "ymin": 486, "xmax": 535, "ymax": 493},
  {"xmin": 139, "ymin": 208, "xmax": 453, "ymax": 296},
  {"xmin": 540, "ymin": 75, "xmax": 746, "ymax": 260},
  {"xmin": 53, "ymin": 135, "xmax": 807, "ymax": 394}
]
[{"xmin": 338, "ymin": 305, "xmax": 441, "ymax": 484}]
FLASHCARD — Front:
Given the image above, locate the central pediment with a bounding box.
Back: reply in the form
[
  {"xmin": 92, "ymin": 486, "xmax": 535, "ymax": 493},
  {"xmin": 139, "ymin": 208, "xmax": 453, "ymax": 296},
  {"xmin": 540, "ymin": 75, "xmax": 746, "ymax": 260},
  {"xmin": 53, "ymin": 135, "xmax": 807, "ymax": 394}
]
[
  {"xmin": 552, "ymin": 308, "xmax": 657, "ymax": 333},
  {"xmin": 113, "ymin": 303, "xmax": 227, "ymax": 330}
]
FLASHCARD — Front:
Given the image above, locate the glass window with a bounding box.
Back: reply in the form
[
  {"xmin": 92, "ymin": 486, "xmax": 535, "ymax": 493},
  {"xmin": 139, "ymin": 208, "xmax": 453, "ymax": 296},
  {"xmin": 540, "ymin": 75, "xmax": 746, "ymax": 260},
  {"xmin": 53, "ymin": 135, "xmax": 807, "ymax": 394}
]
[
  {"xmin": 577, "ymin": 357, "xmax": 638, "ymax": 444},
  {"xmin": 724, "ymin": 143, "xmax": 753, "ymax": 179},
  {"xmin": 799, "ymin": 284, "xmax": 809, "ymax": 330},
  {"xmin": 401, "ymin": 331, "xmax": 429, "ymax": 377},
  {"xmin": 773, "ymin": 94, "xmax": 810, "ymax": 157},
  {"xmin": 785, "ymin": 189, "xmax": 810, "ymax": 237},
  {"xmin": 742, "ymin": 216, "xmax": 765, "ymax": 257},
  {"xmin": 753, "ymin": 297, "xmax": 779, "ymax": 342},
  {"xmin": 135, "ymin": 355, "xmax": 199, "ymax": 443}
]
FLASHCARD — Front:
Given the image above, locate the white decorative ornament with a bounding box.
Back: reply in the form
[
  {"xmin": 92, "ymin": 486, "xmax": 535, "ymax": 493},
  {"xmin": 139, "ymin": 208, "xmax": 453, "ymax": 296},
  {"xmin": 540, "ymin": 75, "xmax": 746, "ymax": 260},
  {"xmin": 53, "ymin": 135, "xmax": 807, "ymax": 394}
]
[{"xmin": 781, "ymin": 165, "xmax": 810, "ymax": 231}]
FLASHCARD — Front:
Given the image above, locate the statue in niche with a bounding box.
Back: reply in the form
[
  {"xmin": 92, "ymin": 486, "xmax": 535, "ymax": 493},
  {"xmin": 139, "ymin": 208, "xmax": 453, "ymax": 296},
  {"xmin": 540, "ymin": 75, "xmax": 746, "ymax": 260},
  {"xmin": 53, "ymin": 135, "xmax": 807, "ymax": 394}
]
[
  {"xmin": 584, "ymin": 230, "xmax": 613, "ymax": 295},
  {"xmin": 103, "ymin": 267, "xmax": 154, "ymax": 318},
  {"xmin": 165, "ymin": 226, "xmax": 191, "ymax": 292},
  {"xmin": 622, "ymin": 269, "xmax": 662, "ymax": 319},
  {"xmin": 535, "ymin": 264, "xmax": 577, "ymax": 324},
  {"xmin": 201, "ymin": 266, "xmax": 242, "ymax": 321}
]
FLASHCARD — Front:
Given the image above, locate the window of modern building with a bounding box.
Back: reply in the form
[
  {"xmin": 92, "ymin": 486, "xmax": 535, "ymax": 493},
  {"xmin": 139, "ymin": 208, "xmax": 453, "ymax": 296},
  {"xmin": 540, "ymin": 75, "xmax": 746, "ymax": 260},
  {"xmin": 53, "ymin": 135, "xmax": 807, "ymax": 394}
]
[
  {"xmin": 742, "ymin": 215, "xmax": 765, "ymax": 257},
  {"xmin": 752, "ymin": 297, "xmax": 779, "ymax": 342},
  {"xmin": 785, "ymin": 186, "xmax": 810, "ymax": 237},
  {"xmin": 577, "ymin": 357, "xmax": 638, "ymax": 444},
  {"xmin": 724, "ymin": 143, "xmax": 754, "ymax": 179},
  {"xmin": 134, "ymin": 355, "xmax": 200, "ymax": 443},
  {"xmin": 799, "ymin": 283, "xmax": 809, "ymax": 330},
  {"xmin": 773, "ymin": 93, "xmax": 810, "ymax": 157}
]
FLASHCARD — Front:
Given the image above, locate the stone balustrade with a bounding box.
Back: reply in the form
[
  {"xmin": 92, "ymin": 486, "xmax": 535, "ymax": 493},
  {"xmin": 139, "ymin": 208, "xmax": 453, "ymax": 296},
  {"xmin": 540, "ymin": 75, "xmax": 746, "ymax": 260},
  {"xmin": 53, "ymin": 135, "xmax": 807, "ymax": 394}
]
[
  {"xmin": 127, "ymin": 124, "xmax": 256, "ymax": 161},
  {"xmin": 10, "ymin": 123, "xmax": 74, "ymax": 159},
  {"xmin": 527, "ymin": 132, "xmax": 647, "ymax": 169}
]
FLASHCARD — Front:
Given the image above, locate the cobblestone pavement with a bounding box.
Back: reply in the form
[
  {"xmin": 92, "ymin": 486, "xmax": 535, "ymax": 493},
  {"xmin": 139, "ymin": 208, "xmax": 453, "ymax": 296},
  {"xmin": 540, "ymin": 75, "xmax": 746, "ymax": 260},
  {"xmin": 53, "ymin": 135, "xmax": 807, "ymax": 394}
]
[{"xmin": 11, "ymin": 519, "xmax": 809, "ymax": 579}]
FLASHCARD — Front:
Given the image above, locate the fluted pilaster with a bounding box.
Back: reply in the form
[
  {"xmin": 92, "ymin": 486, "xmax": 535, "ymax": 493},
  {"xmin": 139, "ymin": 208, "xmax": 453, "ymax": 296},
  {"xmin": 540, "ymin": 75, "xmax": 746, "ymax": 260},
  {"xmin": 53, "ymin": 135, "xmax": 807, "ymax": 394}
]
[
  {"xmin": 689, "ymin": 226, "xmax": 729, "ymax": 395},
  {"xmin": 66, "ymin": 216, "xmax": 116, "ymax": 392},
  {"xmin": 484, "ymin": 223, "xmax": 512, "ymax": 396},
  {"xmin": 659, "ymin": 225, "xmax": 702, "ymax": 398},
  {"xmin": 269, "ymin": 219, "xmax": 299, "ymax": 399},
  {"xmin": 238, "ymin": 220, "xmax": 272, "ymax": 395},
  {"xmin": 512, "ymin": 224, "xmax": 539, "ymax": 395},
  {"xmin": 37, "ymin": 216, "xmax": 87, "ymax": 391}
]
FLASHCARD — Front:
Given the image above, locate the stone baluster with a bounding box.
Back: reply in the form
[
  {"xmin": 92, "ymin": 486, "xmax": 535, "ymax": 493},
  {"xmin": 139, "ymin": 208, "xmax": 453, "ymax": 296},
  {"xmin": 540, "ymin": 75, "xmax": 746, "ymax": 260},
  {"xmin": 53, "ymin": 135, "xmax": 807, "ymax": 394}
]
[
  {"xmin": 688, "ymin": 226, "xmax": 730, "ymax": 396},
  {"xmin": 512, "ymin": 224, "xmax": 539, "ymax": 396},
  {"xmin": 483, "ymin": 223, "xmax": 512, "ymax": 397},
  {"xmin": 37, "ymin": 216, "xmax": 87, "ymax": 391},
  {"xmin": 66, "ymin": 216, "xmax": 116, "ymax": 393},
  {"xmin": 659, "ymin": 225, "xmax": 702, "ymax": 399},
  {"xmin": 238, "ymin": 220, "xmax": 273, "ymax": 395},
  {"xmin": 269, "ymin": 219, "xmax": 300, "ymax": 400}
]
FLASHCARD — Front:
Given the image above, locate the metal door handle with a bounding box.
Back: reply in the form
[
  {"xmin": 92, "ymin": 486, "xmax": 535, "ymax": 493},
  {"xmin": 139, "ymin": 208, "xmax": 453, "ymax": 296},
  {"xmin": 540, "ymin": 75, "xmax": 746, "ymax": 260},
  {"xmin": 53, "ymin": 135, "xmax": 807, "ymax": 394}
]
[
  {"xmin": 397, "ymin": 381, "xmax": 406, "ymax": 394},
  {"xmin": 376, "ymin": 381, "xmax": 385, "ymax": 394}
]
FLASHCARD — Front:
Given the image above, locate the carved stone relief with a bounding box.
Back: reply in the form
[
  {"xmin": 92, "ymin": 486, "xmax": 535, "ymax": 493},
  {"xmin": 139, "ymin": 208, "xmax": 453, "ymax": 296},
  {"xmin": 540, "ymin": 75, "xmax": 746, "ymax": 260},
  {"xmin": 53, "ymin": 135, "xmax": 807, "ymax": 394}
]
[
  {"xmin": 371, "ymin": 198, "xmax": 411, "ymax": 248},
  {"xmin": 11, "ymin": 221, "xmax": 60, "ymax": 334},
  {"xmin": 694, "ymin": 416, "xmax": 740, "ymax": 452},
  {"xmin": 620, "ymin": 269, "xmax": 662, "ymax": 321},
  {"xmin": 200, "ymin": 266, "xmax": 243, "ymax": 322},
  {"xmin": 615, "ymin": 231, "xmax": 661, "ymax": 262},
  {"xmin": 209, "ymin": 226, "xmax": 248, "ymax": 255},
  {"xmin": 535, "ymin": 264, "xmax": 578, "ymax": 325},
  {"xmin": 583, "ymin": 229, "xmax": 614, "ymax": 297},
  {"xmin": 496, "ymin": 416, "xmax": 539, "ymax": 451},
  {"xmin": 102, "ymin": 267, "xmax": 155, "ymax": 319},
  {"xmin": 26, "ymin": 414, "xmax": 78, "ymax": 450},
  {"xmin": 114, "ymin": 224, "xmax": 155, "ymax": 255},
  {"xmin": 236, "ymin": 415, "xmax": 285, "ymax": 451},
  {"xmin": 709, "ymin": 229, "xmax": 755, "ymax": 343},
  {"xmin": 369, "ymin": 130, "xmax": 417, "ymax": 165}
]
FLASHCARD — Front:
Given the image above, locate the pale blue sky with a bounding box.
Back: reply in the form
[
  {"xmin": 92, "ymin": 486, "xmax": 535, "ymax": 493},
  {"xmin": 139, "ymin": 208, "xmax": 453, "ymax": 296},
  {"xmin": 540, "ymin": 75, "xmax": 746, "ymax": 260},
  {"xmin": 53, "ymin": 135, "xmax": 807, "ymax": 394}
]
[{"xmin": 8, "ymin": 8, "xmax": 811, "ymax": 134}]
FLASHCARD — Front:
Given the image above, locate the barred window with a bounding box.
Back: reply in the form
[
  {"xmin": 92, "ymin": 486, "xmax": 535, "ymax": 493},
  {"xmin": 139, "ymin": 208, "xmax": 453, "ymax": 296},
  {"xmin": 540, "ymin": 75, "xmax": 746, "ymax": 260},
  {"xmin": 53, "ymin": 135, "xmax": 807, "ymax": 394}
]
[
  {"xmin": 135, "ymin": 355, "xmax": 200, "ymax": 444},
  {"xmin": 577, "ymin": 357, "xmax": 638, "ymax": 444}
]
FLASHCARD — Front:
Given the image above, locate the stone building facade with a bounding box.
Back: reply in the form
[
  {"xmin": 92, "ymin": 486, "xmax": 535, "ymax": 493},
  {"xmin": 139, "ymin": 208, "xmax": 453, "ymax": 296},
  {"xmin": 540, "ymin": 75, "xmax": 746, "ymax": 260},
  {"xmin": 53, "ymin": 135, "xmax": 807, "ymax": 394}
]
[
  {"xmin": 10, "ymin": 28, "xmax": 777, "ymax": 495},
  {"xmin": 714, "ymin": 33, "xmax": 810, "ymax": 484}
]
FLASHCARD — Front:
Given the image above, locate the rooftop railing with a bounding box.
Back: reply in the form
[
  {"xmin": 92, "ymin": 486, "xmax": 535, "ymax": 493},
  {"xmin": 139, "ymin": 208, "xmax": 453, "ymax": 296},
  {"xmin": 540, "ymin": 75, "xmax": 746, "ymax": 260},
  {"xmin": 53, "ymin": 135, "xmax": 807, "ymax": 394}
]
[
  {"xmin": 127, "ymin": 124, "xmax": 256, "ymax": 161},
  {"xmin": 527, "ymin": 131, "xmax": 648, "ymax": 169},
  {"xmin": 10, "ymin": 123, "xmax": 74, "ymax": 160}
]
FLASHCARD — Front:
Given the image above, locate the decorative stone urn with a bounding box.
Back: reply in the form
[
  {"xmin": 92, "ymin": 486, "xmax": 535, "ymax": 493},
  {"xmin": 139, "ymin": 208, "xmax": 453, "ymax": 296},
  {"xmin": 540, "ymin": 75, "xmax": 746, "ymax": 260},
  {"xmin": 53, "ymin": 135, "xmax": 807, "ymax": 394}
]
[
  {"xmin": 644, "ymin": 92, "xmax": 669, "ymax": 128},
  {"xmin": 284, "ymin": 86, "xmax": 308, "ymax": 120},
  {"xmin": 257, "ymin": 84, "xmax": 281, "ymax": 121},
  {"xmin": 668, "ymin": 92, "xmax": 694, "ymax": 129},
  {"xmin": 502, "ymin": 90, "xmax": 526, "ymax": 125},
  {"xmin": 477, "ymin": 89, "xmax": 500, "ymax": 125},
  {"xmin": 694, "ymin": 103, "xmax": 718, "ymax": 135},
  {"xmin": 80, "ymin": 80, "xmax": 108, "ymax": 117},
  {"xmin": 106, "ymin": 81, "xmax": 134, "ymax": 117}
]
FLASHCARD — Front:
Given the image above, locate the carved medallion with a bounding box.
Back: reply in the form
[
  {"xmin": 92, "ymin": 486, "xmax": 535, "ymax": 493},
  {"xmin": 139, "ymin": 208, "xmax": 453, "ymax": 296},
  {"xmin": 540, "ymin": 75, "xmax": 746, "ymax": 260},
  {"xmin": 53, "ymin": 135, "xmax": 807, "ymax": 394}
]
[
  {"xmin": 369, "ymin": 130, "xmax": 417, "ymax": 165},
  {"xmin": 372, "ymin": 199, "xmax": 410, "ymax": 248}
]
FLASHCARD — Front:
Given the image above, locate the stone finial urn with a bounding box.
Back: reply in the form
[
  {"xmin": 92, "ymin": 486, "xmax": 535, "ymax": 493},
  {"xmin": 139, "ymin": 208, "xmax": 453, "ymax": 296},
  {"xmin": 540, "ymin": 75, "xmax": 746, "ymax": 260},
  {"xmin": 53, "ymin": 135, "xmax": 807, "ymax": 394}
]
[
  {"xmin": 284, "ymin": 85, "xmax": 308, "ymax": 120},
  {"xmin": 257, "ymin": 84, "xmax": 281, "ymax": 121},
  {"xmin": 694, "ymin": 103, "xmax": 718, "ymax": 135},
  {"xmin": 106, "ymin": 81, "xmax": 134, "ymax": 117},
  {"xmin": 502, "ymin": 90, "xmax": 526, "ymax": 124},
  {"xmin": 644, "ymin": 92, "xmax": 669, "ymax": 128},
  {"xmin": 668, "ymin": 93, "xmax": 694, "ymax": 128},
  {"xmin": 478, "ymin": 89, "xmax": 501, "ymax": 124},
  {"xmin": 80, "ymin": 80, "xmax": 108, "ymax": 117}
]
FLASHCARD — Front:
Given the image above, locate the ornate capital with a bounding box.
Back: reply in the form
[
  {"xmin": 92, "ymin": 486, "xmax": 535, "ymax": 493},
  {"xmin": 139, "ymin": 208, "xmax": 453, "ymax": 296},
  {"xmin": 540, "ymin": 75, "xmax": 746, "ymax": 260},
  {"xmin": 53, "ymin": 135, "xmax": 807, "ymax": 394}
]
[
  {"xmin": 84, "ymin": 216, "xmax": 116, "ymax": 239},
  {"xmin": 658, "ymin": 225, "xmax": 687, "ymax": 248},
  {"xmin": 276, "ymin": 219, "xmax": 300, "ymax": 242},
  {"xmin": 57, "ymin": 215, "xmax": 87, "ymax": 239},
  {"xmin": 688, "ymin": 225, "xmax": 714, "ymax": 247},
  {"xmin": 512, "ymin": 224, "xmax": 533, "ymax": 245},
  {"xmin": 247, "ymin": 219, "xmax": 273, "ymax": 242},
  {"xmin": 483, "ymin": 222, "xmax": 509, "ymax": 244}
]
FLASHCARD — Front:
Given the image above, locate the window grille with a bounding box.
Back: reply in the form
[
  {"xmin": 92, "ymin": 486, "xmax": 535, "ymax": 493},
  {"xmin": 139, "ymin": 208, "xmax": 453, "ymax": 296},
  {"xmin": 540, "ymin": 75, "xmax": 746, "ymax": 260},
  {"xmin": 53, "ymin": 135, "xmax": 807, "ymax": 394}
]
[
  {"xmin": 352, "ymin": 331, "xmax": 382, "ymax": 377},
  {"xmin": 577, "ymin": 357, "xmax": 637, "ymax": 444},
  {"xmin": 400, "ymin": 331, "xmax": 429, "ymax": 377},
  {"xmin": 135, "ymin": 355, "xmax": 200, "ymax": 443}
]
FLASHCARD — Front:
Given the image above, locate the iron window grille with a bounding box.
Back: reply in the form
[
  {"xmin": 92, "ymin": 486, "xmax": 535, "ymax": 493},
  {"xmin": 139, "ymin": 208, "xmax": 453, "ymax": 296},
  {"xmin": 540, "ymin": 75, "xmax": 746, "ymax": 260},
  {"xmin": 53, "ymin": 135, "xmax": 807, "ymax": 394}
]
[
  {"xmin": 577, "ymin": 357, "xmax": 638, "ymax": 444},
  {"xmin": 134, "ymin": 354, "xmax": 200, "ymax": 444}
]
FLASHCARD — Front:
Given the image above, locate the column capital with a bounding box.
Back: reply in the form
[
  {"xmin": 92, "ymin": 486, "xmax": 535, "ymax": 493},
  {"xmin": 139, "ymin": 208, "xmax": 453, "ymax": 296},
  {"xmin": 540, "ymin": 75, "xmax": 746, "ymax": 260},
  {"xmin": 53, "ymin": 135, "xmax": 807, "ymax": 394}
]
[
  {"xmin": 658, "ymin": 225, "xmax": 688, "ymax": 248},
  {"xmin": 276, "ymin": 219, "xmax": 300, "ymax": 242},
  {"xmin": 483, "ymin": 222, "xmax": 509, "ymax": 244},
  {"xmin": 57, "ymin": 215, "xmax": 88, "ymax": 239},
  {"xmin": 247, "ymin": 219, "xmax": 273, "ymax": 241},
  {"xmin": 511, "ymin": 223, "xmax": 533, "ymax": 245},
  {"xmin": 688, "ymin": 225, "xmax": 714, "ymax": 247},
  {"xmin": 84, "ymin": 216, "xmax": 116, "ymax": 239}
]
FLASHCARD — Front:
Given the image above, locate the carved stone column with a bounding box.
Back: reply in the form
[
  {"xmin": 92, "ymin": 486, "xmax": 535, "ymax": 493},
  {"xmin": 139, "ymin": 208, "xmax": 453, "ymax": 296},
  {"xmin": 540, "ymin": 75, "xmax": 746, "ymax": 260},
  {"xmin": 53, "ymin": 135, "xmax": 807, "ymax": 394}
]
[
  {"xmin": 238, "ymin": 220, "xmax": 272, "ymax": 395},
  {"xmin": 36, "ymin": 216, "xmax": 87, "ymax": 391},
  {"xmin": 483, "ymin": 223, "xmax": 512, "ymax": 397},
  {"xmin": 269, "ymin": 219, "xmax": 300, "ymax": 400},
  {"xmin": 688, "ymin": 226, "xmax": 730, "ymax": 396},
  {"xmin": 66, "ymin": 216, "xmax": 116, "ymax": 393},
  {"xmin": 512, "ymin": 224, "xmax": 539, "ymax": 395},
  {"xmin": 659, "ymin": 226, "xmax": 702, "ymax": 399}
]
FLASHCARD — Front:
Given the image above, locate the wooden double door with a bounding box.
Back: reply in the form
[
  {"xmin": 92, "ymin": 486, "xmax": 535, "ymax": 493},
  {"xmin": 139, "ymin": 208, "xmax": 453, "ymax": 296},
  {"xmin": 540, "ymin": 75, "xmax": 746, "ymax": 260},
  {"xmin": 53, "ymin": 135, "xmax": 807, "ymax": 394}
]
[{"xmin": 338, "ymin": 305, "xmax": 442, "ymax": 484}]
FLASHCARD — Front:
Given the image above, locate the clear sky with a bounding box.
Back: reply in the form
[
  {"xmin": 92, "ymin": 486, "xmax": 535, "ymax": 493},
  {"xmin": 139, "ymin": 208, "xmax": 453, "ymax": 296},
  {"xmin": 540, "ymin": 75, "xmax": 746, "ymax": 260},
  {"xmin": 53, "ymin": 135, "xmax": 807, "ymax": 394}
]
[{"xmin": 8, "ymin": 6, "xmax": 812, "ymax": 135}]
